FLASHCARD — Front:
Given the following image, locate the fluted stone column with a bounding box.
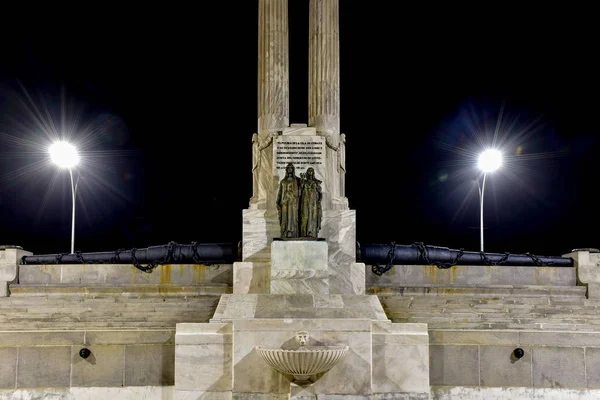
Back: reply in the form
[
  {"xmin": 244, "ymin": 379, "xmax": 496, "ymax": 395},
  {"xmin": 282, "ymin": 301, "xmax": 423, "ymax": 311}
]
[
  {"xmin": 309, "ymin": 0, "xmax": 345, "ymax": 208},
  {"xmin": 252, "ymin": 0, "xmax": 289, "ymax": 208},
  {"xmin": 309, "ymin": 0, "xmax": 339, "ymax": 136}
]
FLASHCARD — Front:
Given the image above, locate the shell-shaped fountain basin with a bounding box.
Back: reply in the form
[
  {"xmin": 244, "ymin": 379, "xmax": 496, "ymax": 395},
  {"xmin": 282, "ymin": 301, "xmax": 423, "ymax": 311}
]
[{"xmin": 255, "ymin": 345, "xmax": 349, "ymax": 386}]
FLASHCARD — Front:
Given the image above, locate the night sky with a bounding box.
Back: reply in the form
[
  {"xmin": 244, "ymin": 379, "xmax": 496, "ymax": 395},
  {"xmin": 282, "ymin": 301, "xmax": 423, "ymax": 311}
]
[{"xmin": 0, "ymin": 4, "xmax": 597, "ymax": 256}]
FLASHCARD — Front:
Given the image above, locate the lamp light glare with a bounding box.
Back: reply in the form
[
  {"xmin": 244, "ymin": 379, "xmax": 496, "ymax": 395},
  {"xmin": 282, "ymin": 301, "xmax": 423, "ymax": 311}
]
[
  {"xmin": 49, "ymin": 141, "xmax": 79, "ymax": 168},
  {"xmin": 478, "ymin": 149, "xmax": 502, "ymax": 173}
]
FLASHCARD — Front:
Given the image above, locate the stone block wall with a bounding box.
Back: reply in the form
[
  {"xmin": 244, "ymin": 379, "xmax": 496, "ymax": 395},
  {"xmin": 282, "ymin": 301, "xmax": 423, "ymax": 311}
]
[
  {"xmin": 367, "ymin": 264, "xmax": 576, "ymax": 287},
  {"xmin": 429, "ymin": 329, "xmax": 600, "ymax": 390},
  {"xmin": 0, "ymin": 329, "xmax": 175, "ymax": 389},
  {"xmin": 17, "ymin": 263, "xmax": 233, "ymax": 286}
]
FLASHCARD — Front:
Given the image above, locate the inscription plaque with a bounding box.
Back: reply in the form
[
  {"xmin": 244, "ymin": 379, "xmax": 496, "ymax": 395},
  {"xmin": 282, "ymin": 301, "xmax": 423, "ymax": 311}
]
[{"xmin": 273, "ymin": 135, "xmax": 326, "ymax": 184}]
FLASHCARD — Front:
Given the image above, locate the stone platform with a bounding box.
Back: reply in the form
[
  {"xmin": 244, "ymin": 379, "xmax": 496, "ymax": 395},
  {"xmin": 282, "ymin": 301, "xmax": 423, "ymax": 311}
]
[{"xmin": 175, "ymin": 319, "xmax": 429, "ymax": 400}]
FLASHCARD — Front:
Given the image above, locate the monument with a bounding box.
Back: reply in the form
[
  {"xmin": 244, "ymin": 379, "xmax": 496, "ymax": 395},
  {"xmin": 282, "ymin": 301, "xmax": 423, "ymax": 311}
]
[
  {"xmin": 3, "ymin": 2, "xmax": 600, "ymax": 399},
  {"xmin": 173, "ymin": 1, "xmax": 430, "ymax": 399},
  {"xmin": 276, "ymin": 164, "xmax": 322, "ymax": 240}
]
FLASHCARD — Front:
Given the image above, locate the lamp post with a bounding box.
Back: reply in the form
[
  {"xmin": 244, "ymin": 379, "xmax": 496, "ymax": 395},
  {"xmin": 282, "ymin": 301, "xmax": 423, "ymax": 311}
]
[
  {"xmin": 49, "ymin": 141, "xmax": 80, "ymax": 254},
  {"xmin": 476, "ymin": 149, "xmax": 502, "ymax": 252}
]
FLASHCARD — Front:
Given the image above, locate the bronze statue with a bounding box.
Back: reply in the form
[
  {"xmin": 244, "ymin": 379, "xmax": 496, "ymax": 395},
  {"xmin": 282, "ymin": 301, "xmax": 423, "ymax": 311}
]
[
  {"xmin": 276, "ymin": 163, "xmax": 323, "ymax": 240},
  {"xmin": 276, "ymin": 163, "xmax": 301, "ymax": 238},
  {"xmin": 299, "ymin": 167, "xmax": 322, "ymax": 238}
]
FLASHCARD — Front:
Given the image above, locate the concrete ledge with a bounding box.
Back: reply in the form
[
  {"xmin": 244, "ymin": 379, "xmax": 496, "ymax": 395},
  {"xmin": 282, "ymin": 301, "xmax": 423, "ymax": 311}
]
[
  {"xmin": 370, "ymin": 285, "xmax": 587, "ymax": 297},
  {"xmin": 0, "ymin": 328, "xmax": 175, "ymax": 347},
  {"xmin": 431, "ymin": 386, "xmax": 600, "ymax": 400},
  {"xmin": 367, "ymin": 264, "xmax": 576, "ymax": 287},
  {"xmin": 430, "ymin": 329, "xmax": 600, "ymax": 390},
  {"xmin": 210, "ymin": 294, "xmax": 388, "ymax": 321},
  {"xmin": 0, "ymin": 328, "xmax": 176, "ymax": 389},
  {"xmin": 0, "ymin": 386, "xmax": 174, "ymax": 399},
  {"xmin": 9, "ymin": 284, "xmax": 231, "ymax": 296},
  {"xmin": 18, "ymin": 264, "xmax": 233, "ymax": 286}
]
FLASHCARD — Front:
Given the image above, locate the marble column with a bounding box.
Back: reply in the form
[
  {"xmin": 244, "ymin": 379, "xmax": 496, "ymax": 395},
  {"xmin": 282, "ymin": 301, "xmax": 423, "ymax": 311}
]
[
  {"xmin": 253, "ymin": 0, "xmax": 289, "ymax": 209},
  {"xmin": 309, "ymin": 0, "xmax": 345, "ymax": 208},
  {"xmin": 258, "ymin": 0, "xmax": 289, "ymax": 136}
]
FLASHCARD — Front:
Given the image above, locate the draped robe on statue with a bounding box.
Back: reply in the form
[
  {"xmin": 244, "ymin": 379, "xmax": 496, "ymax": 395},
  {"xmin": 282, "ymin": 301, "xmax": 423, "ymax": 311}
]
[
  {"xmin": 300, "ymin": 177, "xmax": 322, "ymax": 238},
  {"xmin": 276, "ymin": 174, "xmax": 300, "ymax": 238}
]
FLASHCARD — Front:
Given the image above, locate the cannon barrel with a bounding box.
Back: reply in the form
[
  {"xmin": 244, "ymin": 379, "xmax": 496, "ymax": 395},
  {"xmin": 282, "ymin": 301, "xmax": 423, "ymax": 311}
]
[
  {"xmin": 21, "ymin": 242, "xmax": 238, "ymax": 266},
  {"xmin": 361, "ymin": 243, "xmax": 573, "ymax": 275}
]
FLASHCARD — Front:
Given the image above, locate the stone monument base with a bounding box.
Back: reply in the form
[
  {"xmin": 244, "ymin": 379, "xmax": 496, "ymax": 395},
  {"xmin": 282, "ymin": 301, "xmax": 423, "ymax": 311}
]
[
  {"xmin": 271, "ymin": 240, "xmax": 329, "ymax": 295},
  {"xmin": 175, "ymin": 318, "xmax": 429, "ymax": 400},
  {"xmin": 240, "ymin": 209, "xmax": 365, "ymax": 295}
]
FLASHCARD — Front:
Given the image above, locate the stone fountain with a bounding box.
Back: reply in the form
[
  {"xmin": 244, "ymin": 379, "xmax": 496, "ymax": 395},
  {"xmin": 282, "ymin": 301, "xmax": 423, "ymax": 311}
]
[
  {"xmin": 174, "ymin": 1, "xmax": 429, "ymax": 399},
  {"xmin": 256, "ymin": 331, "xmax": 349, "ymax": 386}
]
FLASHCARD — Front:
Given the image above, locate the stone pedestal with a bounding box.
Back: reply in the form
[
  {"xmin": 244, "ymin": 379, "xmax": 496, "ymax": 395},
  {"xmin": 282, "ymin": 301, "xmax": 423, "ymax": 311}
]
[
  {"xmin": 233, "ymin": 262, "xmax": 270, "ymax": 294},
  {"xmin": 178, "ymin": 235, "xmax": 428, "ymax": 399},
  {"xmin": 240, "ymin": 209, "xmax": 364, "ymax": 295},
  {"xmin": 175, "ymin": 320, "xmax": 429, "ymax": 400},
  {"xmin": 564, "ymin": 250, "xmax": 600, "ymax": 298},
  {"xmin": 0, "ymin": 246, "xmax": 31, "ymax": 297},
  {"xmin": 271, "ymin": 241, "xmax": 328, "ymax": 295}
]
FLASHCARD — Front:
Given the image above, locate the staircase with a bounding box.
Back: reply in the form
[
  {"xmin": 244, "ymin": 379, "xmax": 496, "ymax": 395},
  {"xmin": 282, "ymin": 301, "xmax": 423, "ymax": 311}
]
[
  {"xmin": 0, "ymin": 283, "xmax": 229, "ymax": 330},
  {"xmin": 372, "ymin": 285, "xmax": 600, "ymax": 331}
]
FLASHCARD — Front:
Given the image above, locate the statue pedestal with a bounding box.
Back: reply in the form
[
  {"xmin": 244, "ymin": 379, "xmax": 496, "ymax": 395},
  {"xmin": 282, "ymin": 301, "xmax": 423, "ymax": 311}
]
[{"xmin": 270, "ymin": 240, "xmax": 329, "ymax": 295}]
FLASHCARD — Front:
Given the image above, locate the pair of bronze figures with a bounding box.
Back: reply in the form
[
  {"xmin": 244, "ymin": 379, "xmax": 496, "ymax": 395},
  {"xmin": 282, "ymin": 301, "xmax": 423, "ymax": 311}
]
[{"xmin": 276, "ymin": 163, "xmax": 322, "ymax": 239}]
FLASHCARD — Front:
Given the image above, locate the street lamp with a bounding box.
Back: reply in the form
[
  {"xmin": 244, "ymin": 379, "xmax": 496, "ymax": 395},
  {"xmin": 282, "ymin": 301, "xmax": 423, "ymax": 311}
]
[
  {"xmin": 476, "ymin": 149, "xmax": 502, "ymax": 252},
  {"xmin": 49, "ymin": 141, "xmax": 80, "ymax": 254}
]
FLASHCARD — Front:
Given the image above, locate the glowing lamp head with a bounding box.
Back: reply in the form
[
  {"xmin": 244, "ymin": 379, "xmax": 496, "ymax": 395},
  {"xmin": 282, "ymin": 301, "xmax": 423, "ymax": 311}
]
[
  {"xmin": 478, "ymin": 149, "xmax": 502, "ymax": 173},
  {"xmin": 49, "ymin": 141, "xmax": 79, "ymax": 168}
]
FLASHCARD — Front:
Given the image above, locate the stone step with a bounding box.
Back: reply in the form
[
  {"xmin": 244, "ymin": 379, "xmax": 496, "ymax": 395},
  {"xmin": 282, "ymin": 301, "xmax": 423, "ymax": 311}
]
[
  {"xmin": 0, "ymin": 299, "xmax": 219, "ymax": 311},
  {"xmin": 0, "ymin": 285, "xmax": 223, "ymax": 330},
  {"xmin": 8, "ymin": 283, "xmax": 230, "ymax": 296},
  {"xmin": 0, "ymin": 318, "xmax": 207, "ymax": 330},
  {"xmin": 428, "ymin": 322, "xmax": 600, "ymax": 331},
  {"xmin": 391, "ymin": 309, "xmax": 600, "ymax": 321},
  {"xmin": 370, "ymin": 285, "xmax": 587, "ymax": 298},
  {"xmin": 393, "ymin": 316, "xmax": 600, "ymax": 331}
]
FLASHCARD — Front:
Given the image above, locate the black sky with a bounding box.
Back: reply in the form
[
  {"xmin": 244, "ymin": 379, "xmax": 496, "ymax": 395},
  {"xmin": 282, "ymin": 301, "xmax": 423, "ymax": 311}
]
[{"xmin": 0, "ymin": 4, "xmax": 598, "ymax": 256}]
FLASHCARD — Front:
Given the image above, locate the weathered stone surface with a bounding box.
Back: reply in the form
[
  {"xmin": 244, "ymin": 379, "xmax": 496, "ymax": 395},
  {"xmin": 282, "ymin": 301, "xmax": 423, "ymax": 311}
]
[
  {"xmin": 176, "ymin": 323, "xmax": 232, "ymax": 346},
  {"xmin": 308, "ymin": 0, "xmax": 345, "ymax": 209},
  {"xmin": 17, "ymin": 346, "xmax": 71, "ymax": 388},
  {"xmin": 242, "ymin": 210, "xmax": 280, "ymax": 262},
  {"xmin": 0, "ymin": 330, "xmax": 85, "ymax": 347},
  {"xmin": 0, "ymin": 248, "xmax": 31, "ymax": 297},
  {"xmin": 19, "ymin": 264, "xmax": 232, "ymax": 286},
  {"xmin": 585, "ymin": 347, "xmax": 600, "ymax": 389},
  {"xmin": 232, "ymin": 394, "xmax": 289, "ymax": 400},
  {"xmin": 232, "ymin": 318, "xmax": 372, "ymax": 395},
  {"xmin": 519, "ymin": 331, "xmax": 600, "ymax": 347},
  {"xmin": 175, "ymin": 323, "xmax": 233, "ymax": 392},
  {"xmin": 176, "ymin": 391, "xmax": 232, "ymax": 400},
  {"xmin": 368, "ymin": 264, "xmax": 576, "ymax": 287},
  {"xmin": 564, "ymin": 250, "xmax": 600, "ymax": 298},
  {"xmin": 372, "ymin": 322, "xmax": 429, "ymax": 393},
  {"xmin": 431, "ymin": 387, "xmax": 600, "ymax": 400},
  {"xmin": 429, "ymin": 330, "xmax": 519, "ymax": 346},
  {"xmin": 210, "ymin": 295, "xmax": 387, "ymax": 321},
  {"xmin": 125, "ymin": 344, "xmax": 175, "ymax": 386},
  {"xmin": 0, "ymin": 387, "xmax": 175, "ymax": 400},
  {"xmin": 0, "ymin": 348, "xmax": 16, "ymax": 388},
  {"xmin": 271, "ymin": 241, "xmax": 329, "ymax": 295},
  {"xmin": 175, "ymin": 344, "xmax": 232, "ymax": 391},
  {"xmin": 71, "ymin": 345, "xmax": 125, "ymax": 387},
  {"xmin": 85, "ymin": 329, "xmax": 174, "ymax": 345},
  {"xmin": 479, "ymin": 346, "xmax": 532, "ymax": 387},
  {"xmin": 429, "ymin": 345, "xmax": 479, "ymax": 386},
  {"xmin": 233, "ymin": 262, "xmax": 270, "ymax": 294},
  {"xmin": 321, "ymin": 210, "xmax": 358, "ymax": 294},
  {"xmin": 532, "ymin": 347, "xmax": 585, "ymax": 388}
]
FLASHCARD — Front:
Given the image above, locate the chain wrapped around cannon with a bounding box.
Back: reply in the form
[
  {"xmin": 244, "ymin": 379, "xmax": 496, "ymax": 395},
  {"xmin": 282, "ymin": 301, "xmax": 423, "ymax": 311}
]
[
  {"xmin": 360, "ymin": 242, "xmax": 574, "ymax": 276},
  {"xmin": 20, "ymin": 242, "xmax": 239, "ymax": 273}
]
